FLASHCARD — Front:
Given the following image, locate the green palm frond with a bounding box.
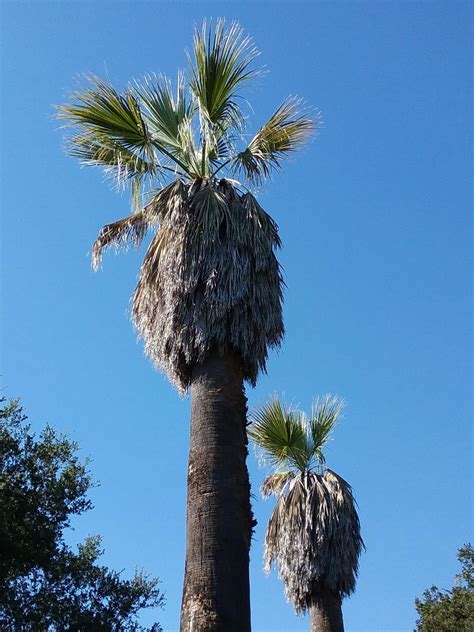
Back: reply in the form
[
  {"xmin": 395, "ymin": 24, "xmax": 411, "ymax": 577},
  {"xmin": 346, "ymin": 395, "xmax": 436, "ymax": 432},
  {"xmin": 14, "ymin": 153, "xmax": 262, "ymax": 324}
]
[
  {"xmin": 57, "ymin": 75, "xmax": 192, "ymax": 179},
  {"xmin": 309, "ymin": 395, "xmax": 344, "ymax": 465},
  {"xmin": 58, "ymin": 22, "xmax": 317, "ymax": 192},
  {"xmin": 189, "ymin": 19, "xmax": 260, "ymax": 144},
  {"xmin": 67, "ymin": 129, "xmax": 160, "ymax": 211},
  {"xmin": 249, "ymin": 400, "xmax": 311, "ymax": 472},
  {"xmin": 175, "ymin": 118, "xmax": 203, "ymax": 178},
  {"xmin": 68, "ymin": 132, "xmax": 156, "ymax": 185},
  {"xmin": 233, "ymin": 98, "xmax": 316, "ymax": 184},
  {"xmin": 250, "ymin": 396, "xmax": 343, "ymax": 470},
  {"xmin": 132, "ymin": 72, "xmax": 193, "ymax": 159},
  {"xmin": 208, "ymin": 135, "xmax": 231, "ymax": 165},
  {"xmin": 57, "ymin": 75, "xmax": 152, "ymax": 153}
]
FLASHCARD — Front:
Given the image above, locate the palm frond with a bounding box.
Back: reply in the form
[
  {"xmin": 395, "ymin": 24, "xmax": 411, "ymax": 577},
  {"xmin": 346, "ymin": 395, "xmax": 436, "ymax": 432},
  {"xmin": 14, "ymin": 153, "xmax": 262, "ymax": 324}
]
[
  {"xmin": 208, "ymin": 134, "xmax": 231, "ymax": 165},
  {"xmin": 233, "ymin": 97, "xmax": 316, "ymax": 184},
  {"xmin": 261, "ymin": 471, "xmax": 294, "ymax": 498},
  {"xmin": 309, "ymin": 395, "xmax": 344, "ymax": 465},
  {"xmin": 91, "ymin": 179, "xmax": 179, "ymax": 270},
  {"xmin": 249, "ymin": 400, "xmax": 311, "ymax": 472},
  {"xmin": 175, "ymin": 118, "xmax": 203, "ymax": 178},
  {"xmin": 240, "ymin": 193, "xmax": 282, "ymax": 251},
  {"xmin": 189, "ymin": 19, "xmax": 260, "ymax": 144},
  {"xmin": 91, "ymin": 211, "xmax": 148, "ymax": 271},
  {"xmin": 68, "ymin": 132, "xmax": 156, "ymax": 188},
  {"xmin": 132, "ymin": 72, "xmax": 194, "ymax": 167},
  {"xmin": 57, "ymin": 75, "xmax": 152, "ymax": 154},
  {"xmin": 264, "ymin": 470, "xmax": 364, "ymax": 612},
  {"xmin": 57, "ymin": 75, "xmax": 191, "ymax": 179}
]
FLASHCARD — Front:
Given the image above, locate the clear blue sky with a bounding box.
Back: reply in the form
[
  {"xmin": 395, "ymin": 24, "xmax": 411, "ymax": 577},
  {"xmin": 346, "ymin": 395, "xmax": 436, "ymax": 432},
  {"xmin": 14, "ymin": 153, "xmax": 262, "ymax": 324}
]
[{"xmin": 1, "ymin": 2, "xmax": 471, "ymax": 631}]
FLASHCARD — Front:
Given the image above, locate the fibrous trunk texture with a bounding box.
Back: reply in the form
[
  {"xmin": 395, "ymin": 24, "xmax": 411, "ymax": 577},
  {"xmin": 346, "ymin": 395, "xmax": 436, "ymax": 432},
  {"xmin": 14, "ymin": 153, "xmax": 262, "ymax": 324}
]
[
  {"xmin": 310, "ymin": 588, "xmax": 344, "ymax": 632},
  {"xmin": 180, "ymin": 351, "xmax": 252, "ymax": 632}
]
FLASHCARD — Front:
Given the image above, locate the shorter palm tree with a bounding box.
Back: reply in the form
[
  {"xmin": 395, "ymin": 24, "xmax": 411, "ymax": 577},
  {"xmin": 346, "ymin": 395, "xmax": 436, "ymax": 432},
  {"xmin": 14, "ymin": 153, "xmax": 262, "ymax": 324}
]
[{"xmin": 249, "ymin": 396, "xmax": 364, "ymax": 632}]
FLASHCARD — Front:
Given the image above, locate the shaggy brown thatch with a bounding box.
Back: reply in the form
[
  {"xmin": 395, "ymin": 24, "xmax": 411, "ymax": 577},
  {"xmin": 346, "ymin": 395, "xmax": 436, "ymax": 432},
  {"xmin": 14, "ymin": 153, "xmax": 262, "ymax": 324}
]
[
  {"xmin": 92, "ymin": 178, "xmax": 283, "ymax": 392},
  {"xmin": 263, "ymin": 469, "xmax": 363, "ymax": 613}
]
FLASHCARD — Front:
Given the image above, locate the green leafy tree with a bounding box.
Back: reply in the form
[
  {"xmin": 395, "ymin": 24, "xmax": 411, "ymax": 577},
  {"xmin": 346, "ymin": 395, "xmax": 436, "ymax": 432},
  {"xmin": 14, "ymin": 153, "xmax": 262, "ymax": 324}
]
[
  {"xmin": 249, "ymin": 396, "xmax": 364, "ymax": 632},
  {"xmin": 57, "ymin": 18, "xmax": 315, "ymax": 631},
  {"xmin": 0, "ymin": 397, "xmax": 164, "ymax": 631},
  {"xmin": 415, "ymin": 544, "xmax": 474, "ymax": 632}
]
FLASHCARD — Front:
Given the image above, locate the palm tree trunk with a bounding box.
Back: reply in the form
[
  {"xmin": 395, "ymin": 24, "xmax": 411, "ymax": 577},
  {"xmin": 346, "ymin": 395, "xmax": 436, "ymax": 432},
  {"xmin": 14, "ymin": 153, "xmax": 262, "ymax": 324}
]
[
  {"xmin": 180, "ymin": 350, "xmax": 252, "ymax": 632},
  {"xmin": 310, "ymin": 588, "xmax": 344, "ymax": 632}
]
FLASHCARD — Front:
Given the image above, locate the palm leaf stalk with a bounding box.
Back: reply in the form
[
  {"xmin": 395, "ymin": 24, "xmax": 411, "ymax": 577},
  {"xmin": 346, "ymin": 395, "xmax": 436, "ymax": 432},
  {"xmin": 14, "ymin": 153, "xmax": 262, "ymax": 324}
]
[
  {"xmin": 57, "ymin": 19, "xmax": 316, "ymax": 632},
  {"xmin": 249, "ymin": 397, "xmax": 364, "ymax": 632}
]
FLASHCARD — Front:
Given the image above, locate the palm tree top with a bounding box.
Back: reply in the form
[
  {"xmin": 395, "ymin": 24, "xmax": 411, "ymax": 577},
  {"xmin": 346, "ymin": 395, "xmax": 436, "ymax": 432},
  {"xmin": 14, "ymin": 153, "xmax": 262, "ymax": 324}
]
[
  {"xmin": 57, "ymin": 18, "xmax": 316, "ymax": 208},
  {"xmin": 249, "ymin": 395, "xmax": 344, "ymax": 480},
  {"xmin": 55, "ymin": 20, "xmax": 315, "ymax": 392},
  {"xmin": 249, "ymin": 396, "xmax": 364, "ymax": 610}
]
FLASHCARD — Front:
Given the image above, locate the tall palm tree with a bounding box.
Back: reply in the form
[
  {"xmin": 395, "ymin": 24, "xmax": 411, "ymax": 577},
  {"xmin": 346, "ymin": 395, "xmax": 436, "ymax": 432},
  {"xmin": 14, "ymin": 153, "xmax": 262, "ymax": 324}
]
[
  {"xmin": 57, "ymin": 20, "xmax": 315, "ymax": 632},
  {"xmin": 249, "ymin": 397, "xmax": 364, "ymax": 632}
]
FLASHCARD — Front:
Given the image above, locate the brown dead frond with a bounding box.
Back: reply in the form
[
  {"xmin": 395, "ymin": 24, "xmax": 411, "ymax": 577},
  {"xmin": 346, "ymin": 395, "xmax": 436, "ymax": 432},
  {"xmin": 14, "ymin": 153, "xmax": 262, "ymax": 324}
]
[
  {"xmin": 264, "ymin": 470, "xmax": 364, "ymax": 613},
  {"xmin": 127, "ymin": 178, "xmax": 283, "ymax": 392},
  {"xmin": 262, "ymin": 471, "xmax": 294, "ymax": 498},
  {"xmin": 91, "ymin": 180, "xmax": 181, "ymax": 270}
]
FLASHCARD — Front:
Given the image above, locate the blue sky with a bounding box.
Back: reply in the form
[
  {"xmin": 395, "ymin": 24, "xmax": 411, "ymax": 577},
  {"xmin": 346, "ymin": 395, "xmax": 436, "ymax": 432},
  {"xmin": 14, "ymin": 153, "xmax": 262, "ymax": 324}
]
[{"xmin": 1, "ymin": 2, "xmax": 471, "ymax": 631}]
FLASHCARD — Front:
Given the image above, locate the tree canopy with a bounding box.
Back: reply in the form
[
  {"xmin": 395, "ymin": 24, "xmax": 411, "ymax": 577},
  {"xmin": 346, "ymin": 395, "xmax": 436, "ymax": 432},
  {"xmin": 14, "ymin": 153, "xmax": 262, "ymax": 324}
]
[
  {"xmin": 57, "ymin": 19, "xmax": 315, "ymax": 200},
  {"xmin": 0, "ymin": 397, "xmax": 164, "ymax": 631},
  {"xmin": 415, "ymin": 544, "xmax": 474, "ymax": 632}
]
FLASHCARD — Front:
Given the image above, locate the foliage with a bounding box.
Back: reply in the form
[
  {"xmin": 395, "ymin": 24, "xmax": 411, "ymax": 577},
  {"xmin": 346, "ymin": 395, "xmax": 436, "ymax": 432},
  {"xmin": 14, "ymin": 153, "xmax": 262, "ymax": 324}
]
[
  {"xmin": 414, "ymin": 544, "xmax": 474, "ymax": 632},
  {"xmin": 0, "ymin": 397, "xmax": 164, "ymax": 631},
  {"xmin": 57, "ymin": 19, "xmax": 315, "ymax": 191},
  {"xmin": 249, "ymin": 396, "xmax": 343, "ymax": 473},
  {"xmin": 57, "ymin": 19, "xmax": 316, "ymax": 392},
  {"xmin": 249, "ymin": 397, "xmax": 364, "ymax": 613}
]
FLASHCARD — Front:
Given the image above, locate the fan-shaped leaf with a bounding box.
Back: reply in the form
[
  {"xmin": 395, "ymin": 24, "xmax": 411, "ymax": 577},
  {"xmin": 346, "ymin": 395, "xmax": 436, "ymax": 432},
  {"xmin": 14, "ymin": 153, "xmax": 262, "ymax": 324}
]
[
  {"xmin": 309, "ymin": 395, "xmax": 344, "ymax": 465},
  {"xmin": 189, "ymin": 19, "xmax": 260, "ymax": 142},
  {"xmin": 233, "ymin": 97, "xmax": 316, "ymax": 184},
  {"xmin": 249, "ymin": 400, "xmax": 311, "ymax": 472}
]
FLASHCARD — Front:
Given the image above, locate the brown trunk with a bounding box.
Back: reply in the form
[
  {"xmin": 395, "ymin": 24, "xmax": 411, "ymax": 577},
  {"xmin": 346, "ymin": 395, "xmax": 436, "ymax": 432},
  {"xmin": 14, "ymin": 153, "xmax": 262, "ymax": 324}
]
[
  {"xmin": 180, "ymin": 350, "xmax": 252, "ymax": 632},
  {"xmin": 310, "ymin": 587, "xmax": 344, "ymax": 632}
]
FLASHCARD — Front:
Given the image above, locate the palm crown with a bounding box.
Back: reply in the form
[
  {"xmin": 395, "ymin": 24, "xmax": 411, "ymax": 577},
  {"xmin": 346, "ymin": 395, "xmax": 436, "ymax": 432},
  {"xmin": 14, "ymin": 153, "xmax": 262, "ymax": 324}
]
[
  {"xmin": 57, "ymin": 20, "xmax": 315, "ymax": 392},
  {"xmin": 57, "ymin": 20, "xmax": 314, "ymax": 200},
  {"xmin": 249, "ymin": 396, "xmax": 364, "ymax": 613}
]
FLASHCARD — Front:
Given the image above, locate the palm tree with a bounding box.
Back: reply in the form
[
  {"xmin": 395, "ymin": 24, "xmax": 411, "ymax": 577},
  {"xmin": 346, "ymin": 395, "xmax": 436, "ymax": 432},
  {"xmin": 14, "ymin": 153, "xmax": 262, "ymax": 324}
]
[
  {"xmin": 249, "ymin": 396, "xmax": 364, "ymax": 632},
  {"xmin": 57, "ymin": 20, "xmax": 315, "ymax": 632}
]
